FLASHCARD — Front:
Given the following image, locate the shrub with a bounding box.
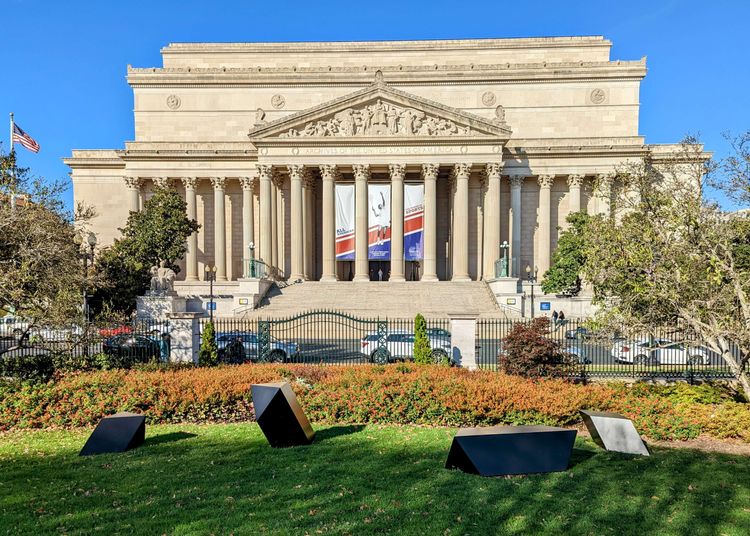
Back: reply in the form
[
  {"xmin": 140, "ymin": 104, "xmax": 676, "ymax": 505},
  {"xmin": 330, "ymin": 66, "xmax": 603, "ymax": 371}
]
[
  {"xmin": 0, "ymin": 349, "xmax": 55, "ymax": 382},
  {"xmin": 199, "ymin": 321, "xmax": 218, "ymax": 366},
  {"xmin": 0, "ymin": 364, "xmax": 748, "ymax": 443},
  {"xmin": 412, "ymin": 313, "xmax": 431, "ymax": 365},
  {"xmin": 499, "ymin": 317, "xmax": 574, "ymax": 378}
]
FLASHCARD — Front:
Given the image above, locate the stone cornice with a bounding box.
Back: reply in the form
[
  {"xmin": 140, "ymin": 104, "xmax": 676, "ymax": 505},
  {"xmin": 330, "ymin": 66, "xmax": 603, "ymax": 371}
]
[{"xmin": 127, "ymin": 60, "xmax": 646, "ymax": 88}]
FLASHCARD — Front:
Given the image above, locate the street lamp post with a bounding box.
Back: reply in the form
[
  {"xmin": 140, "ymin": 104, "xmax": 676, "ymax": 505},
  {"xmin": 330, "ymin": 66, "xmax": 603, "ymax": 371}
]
[
  {"xmin": 499, "ymin": 240, "xmax": 510, "ymax": 278},
  {"xmin": 525, "ymin": 264, "xmax": 538, "ymax": 319},
  {"xmin": 204, "ymin": 264, "xmax": 217, "ymax": 323},
  {"xmin": 74, "ymin": 232, "xmax": 97, "ymax": 323},
  {"xmin": 248, "ymin": 242, "xmax": 256, "ymax": 278}
]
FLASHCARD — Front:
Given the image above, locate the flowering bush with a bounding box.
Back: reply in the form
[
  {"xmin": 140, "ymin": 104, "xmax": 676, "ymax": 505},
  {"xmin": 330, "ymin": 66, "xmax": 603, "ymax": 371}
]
[{"xmin": 0, "ymin": 364, "xmax": 747, "ymax": 442}]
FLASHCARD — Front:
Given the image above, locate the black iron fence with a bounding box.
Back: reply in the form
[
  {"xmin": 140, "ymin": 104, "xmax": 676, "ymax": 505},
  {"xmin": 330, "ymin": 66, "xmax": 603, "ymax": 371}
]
[
  {"xmin": 203, "ymin": 311, "xmax": 452, "ymax": 366},
  {"xmin": 0, "ymin": 318, "xmax": 174, "ymax": 366},
  {"xmin": 476, "ymin": 318, "xmax": 736, "ymax": 381}
]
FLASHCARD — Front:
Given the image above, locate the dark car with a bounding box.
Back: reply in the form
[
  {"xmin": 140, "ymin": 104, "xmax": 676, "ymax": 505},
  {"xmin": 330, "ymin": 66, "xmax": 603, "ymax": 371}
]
[{"xmin": 103, "ymin": 334, "xmax": 160, "ymax": 366}]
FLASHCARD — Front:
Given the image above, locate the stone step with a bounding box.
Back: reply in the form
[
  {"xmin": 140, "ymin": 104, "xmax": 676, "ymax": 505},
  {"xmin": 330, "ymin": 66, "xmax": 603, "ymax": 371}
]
[{"xmin": 244, "ymin": 281, "xmax": 507, "ymax": 319}]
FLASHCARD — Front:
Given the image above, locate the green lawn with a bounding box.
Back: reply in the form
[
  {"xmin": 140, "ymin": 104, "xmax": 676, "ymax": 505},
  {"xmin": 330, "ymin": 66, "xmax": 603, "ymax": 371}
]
[{"xmin": 1, "ymin": 424, "xmax": 749, "ymax": 535}]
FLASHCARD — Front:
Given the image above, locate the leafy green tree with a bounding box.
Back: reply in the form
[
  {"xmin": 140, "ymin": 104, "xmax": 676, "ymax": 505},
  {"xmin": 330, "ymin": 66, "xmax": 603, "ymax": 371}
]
[
  {"xmin": 582, "ymin": 136, "xmax": 750, "ymax": 399},
  {"xmin": 412, "ymin": 313, "xmax": 432, "ymax": 365},
  {"xmin": 199, "ymin": 321, "xmax": 219, "ymax": 366},
  {"xmin": 91, "ymin": 187, "xmax": 199, "ymax": 315},
  {"xmin": 0, "ymin": 146, "xmax": 93, "ymax": 327},
  {"xmin": 541, "ymin": 211, "xmax": 591, "ymax": 295}
]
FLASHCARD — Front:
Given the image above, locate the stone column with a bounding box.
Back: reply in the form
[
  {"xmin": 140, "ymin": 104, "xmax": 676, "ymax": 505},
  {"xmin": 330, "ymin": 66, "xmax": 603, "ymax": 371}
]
[
  {"xmin": 320, "ymin": 165, "xmax": 338, "ymax": 281},
  {"xmin": 271, "ymin": 175, "xmax": 278, "ymax": 271},
  {"xmin": 451, "ymin": 163, "xmax": 472, "ymax": 282},
  {"xmin": 567, "ymin": 174, "xmax": 584, "ymax": 213},
  {"xmin": 288, "ymin": 165, "xmax": 305, "ymax": 281},
  {"xmin": 210, "ymin": 177, "xmax": 227, "ymax": 281},
  {"xmin": 258, "ymin": 165, "xmax": 273, "ymax": 268},
  {"xmin": 537, "ymin": 174, "xmax": 555, "ymax": 277},
  {"xmin": 303, "ymin": 174, "xmax": 315, "ymax": 279},
  {"xmin": 508, "ymin": 174, "xmax": 524, "ymax": 277},
  {"xmin": 240, "ymin": 176, "xmax": 255, "ymax": 278},
  {"xmin": 597, "ymin": 173, "xmax": 614, "ymax": 217},
  {"xmin": 124, "ymin": 176, "xmax": 142, "ymax": 213},
  {"xmin": 421, "ymin": 164, "xmax": 439, "ymax": 281},
  {"xmin": 483, "ymin": 162, "xmax": 503, "ymax": 280},
  {"xmin": 389, "ymin": 164, "xmax": 406, "ymax": 282},
  {"xmin": 181, "ymin": 177, "xmax": 199, "ymax": 281},
  {"xmin": 353, "ymin": 164, "xmax": 370, "ymax": 282}
]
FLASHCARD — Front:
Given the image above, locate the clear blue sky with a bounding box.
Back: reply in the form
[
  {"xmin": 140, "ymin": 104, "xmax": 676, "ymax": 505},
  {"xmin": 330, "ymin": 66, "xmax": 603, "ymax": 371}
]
[{"xmin": 3, "ymin": 0, "xmax": 748, "ymax": 210}]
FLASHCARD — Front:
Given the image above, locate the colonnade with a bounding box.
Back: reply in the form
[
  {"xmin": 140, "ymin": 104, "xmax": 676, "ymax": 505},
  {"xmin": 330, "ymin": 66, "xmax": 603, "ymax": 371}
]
[{"xmin": 123, "ymin": 167, "xmax": 613, "ymax": 283}]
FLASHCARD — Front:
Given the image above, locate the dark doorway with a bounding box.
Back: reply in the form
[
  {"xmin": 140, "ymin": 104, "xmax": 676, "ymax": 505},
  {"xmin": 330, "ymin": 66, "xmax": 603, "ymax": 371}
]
[
  {"xmin": 369, "ymin": 261, "xmax": 390, "ymax": 281},
  {"xmin": 406, "ymin": 261, "xmax": 421, "ymax": 281}
]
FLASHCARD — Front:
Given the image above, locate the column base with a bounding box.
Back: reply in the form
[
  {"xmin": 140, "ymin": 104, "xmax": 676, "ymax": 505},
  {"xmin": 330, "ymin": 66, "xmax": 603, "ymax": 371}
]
[
  {"xmin": 421, "ymin": 274, "xmax": 438, "ymax": 282},
  {"xmin": 451, "ymin": 275, "xmax": 472, "ymax": 282},
  {"xmin": 353, "ymin": 275, "xmax": 370, "ymax": 282},
  {"xmin": 185, "ymin": 276, "xmax": 199, "ymax": 282},
  {"xmin": 389, "ymin": 275, "xmax": 406, "ymax": 282},
  {"xmin": 289, "ymin": 273, "xmax": 305, "ymax": 282},
  {"xmin": 320, "ymin": 275, "xmax": 338, "ymax": 282}
]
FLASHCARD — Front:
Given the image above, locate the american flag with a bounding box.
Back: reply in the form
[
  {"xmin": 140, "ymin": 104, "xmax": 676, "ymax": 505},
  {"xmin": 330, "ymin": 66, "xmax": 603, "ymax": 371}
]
[{"xmin": 12, "ymin": 123, "xmax": 40, "ymax": 153}]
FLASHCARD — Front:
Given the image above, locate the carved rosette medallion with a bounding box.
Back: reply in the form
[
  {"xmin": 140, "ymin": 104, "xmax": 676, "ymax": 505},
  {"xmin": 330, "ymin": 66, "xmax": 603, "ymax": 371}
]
[
  {"xmin": 166, "ymin": 95, "xmax": 181, "ymax": 110},
  {"xmin": 481, "ymin": 91, "xmax": 497, "ymax": 107},
  {"xmin": 271, "ymin": 94, "xmax": 286, "ymax": 109},
  {"xmin": 279, "ymin": 99, "xmax": 473, "ymax": 138},
  {"xmin": 589, "ymin": 89, "xmax": 606, "ymax": 105}
]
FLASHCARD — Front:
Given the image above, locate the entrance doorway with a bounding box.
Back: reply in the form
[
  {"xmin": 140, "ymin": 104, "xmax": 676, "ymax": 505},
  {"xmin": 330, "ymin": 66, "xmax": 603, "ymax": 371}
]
[
  {"xmin": 369, "ymin": 261, "xmax": 390, "ymax": 281},
  {"xmin": 406, "ymin": 261, "xmax": 421, "ymax": 281}
]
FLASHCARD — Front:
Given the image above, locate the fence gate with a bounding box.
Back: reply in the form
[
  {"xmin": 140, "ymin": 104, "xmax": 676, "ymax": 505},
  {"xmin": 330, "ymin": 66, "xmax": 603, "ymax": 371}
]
[{"xmin": 259, "ymin": 310, "xmax": 389, "ymax": 365}]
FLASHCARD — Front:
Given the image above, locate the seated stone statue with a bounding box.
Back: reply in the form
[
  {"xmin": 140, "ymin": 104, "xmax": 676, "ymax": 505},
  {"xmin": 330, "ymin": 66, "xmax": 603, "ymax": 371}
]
[{"xmin": 149, "ymin": 260, "xmax": 177, "ymax": 294}]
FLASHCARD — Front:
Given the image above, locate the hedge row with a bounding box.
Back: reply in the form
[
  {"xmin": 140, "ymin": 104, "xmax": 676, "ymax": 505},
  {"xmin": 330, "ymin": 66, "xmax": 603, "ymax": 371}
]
[{"xmin": 1, "ymin": 364, "xmax": 748, "ymax": 442}]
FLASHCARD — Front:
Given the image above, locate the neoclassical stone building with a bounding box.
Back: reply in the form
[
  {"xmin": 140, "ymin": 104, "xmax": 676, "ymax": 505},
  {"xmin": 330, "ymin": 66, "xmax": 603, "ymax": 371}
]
[{"xmin": 66, "ymin": 36, "xmax": 683, "ymax": 315}]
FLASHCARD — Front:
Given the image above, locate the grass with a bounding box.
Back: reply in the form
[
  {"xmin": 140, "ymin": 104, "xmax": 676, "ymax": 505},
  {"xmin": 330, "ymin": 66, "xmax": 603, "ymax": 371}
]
[{"xmin": 1, "ymin": 424, "xmax": 749, "ymax": 535}]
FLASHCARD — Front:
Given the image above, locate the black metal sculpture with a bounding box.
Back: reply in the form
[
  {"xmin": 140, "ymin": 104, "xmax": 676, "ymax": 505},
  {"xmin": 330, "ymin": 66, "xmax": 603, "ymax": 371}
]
[
  {"xmin": 251, "ymin": 381, "xmax": 315, "ymax": 447},
  {"xmin": 79, "ymin": 412, "xmax": 145, "ymax": 456},
  {"xmin": 580, "ymin": 410, "xmax": 650, "ymax": 456},
  {"xmin": 445, "ymin": 425, "xmax": 576, "ymax": 476}
]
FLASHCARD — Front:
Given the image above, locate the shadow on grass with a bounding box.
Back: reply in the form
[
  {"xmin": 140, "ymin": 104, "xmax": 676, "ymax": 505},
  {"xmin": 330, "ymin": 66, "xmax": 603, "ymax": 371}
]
[
  {"xmin": 314, "ymin": 424, "xmax": 365, "ymax": 442},
  {"xmin": 143, "ymin": 431, "xmax": 198, "ymax": 447},
  {"xmin": 1, "ymin": 425, "xmax": 749, "ymax": 535}
]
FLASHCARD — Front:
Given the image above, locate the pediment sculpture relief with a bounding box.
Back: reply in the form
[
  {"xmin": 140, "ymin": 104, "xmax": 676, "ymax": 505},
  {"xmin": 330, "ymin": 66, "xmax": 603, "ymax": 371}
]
[{"xmin": 278, "ymin": 99, "xmax": 474, "ymax": 138}]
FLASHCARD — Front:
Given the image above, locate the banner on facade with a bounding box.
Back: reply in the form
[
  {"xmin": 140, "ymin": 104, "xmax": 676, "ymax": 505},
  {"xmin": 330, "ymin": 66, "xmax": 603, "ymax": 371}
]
[
  {"xmin": 335, "ymin": 184, "xmax": 355, "ymax": 260},
  {"xmin": 368, "ymin": 184, "xmax": 391, "ymax": 260},
  {"xmin": 404, "ymin": 184, "xmax": 424, "ymax": 261}
]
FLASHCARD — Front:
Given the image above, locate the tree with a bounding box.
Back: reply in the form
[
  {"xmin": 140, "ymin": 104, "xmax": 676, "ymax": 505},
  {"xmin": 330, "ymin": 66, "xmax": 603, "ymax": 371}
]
[
  {"xmin": 0, "ymin": 147, "xmax": 93, "ymax": 327},
  {"xmin": 499, "ymin": 317, "xmax": 573, "ymax": 378},
  {"xmin": 541, "ymin": 211, "xmax": 591, "ymax": 295},
  {"xmin": 199, "ymin": 321, "xmax": 218, "ymax": 366},
  {"xmin": 92, "ymin": 186, "xmax": 199, "ymax": 315},
  {"xmin": 582, "ymin": 135, "xmax": 750, "ymax": 399},
  {"xmin": 412, "ymin": 313, "xmax": 432, "ymax": 365}
]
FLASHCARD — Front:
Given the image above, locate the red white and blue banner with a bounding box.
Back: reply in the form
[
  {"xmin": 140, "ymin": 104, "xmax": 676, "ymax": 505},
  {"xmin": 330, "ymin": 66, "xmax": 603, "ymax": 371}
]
[
  {"xmin": 335, "ymin": 184, "xmax": 355, "ymax": 260},
  {"xmin": 368, "ymin": 184, "xmax": 391, "ymax": 260},
  {"xmin": 404, "ymin": 184, "xmax": 424, "ymax": 260}
]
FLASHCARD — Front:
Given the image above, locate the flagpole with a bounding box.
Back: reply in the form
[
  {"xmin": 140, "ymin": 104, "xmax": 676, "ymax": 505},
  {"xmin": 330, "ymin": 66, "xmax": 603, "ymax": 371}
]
[
  {"xmin": 8, "ymin": 112, "xmax": 17, "ymax": 210},
  {"xmin": 9, "ymin": 112, "xmax": 13, "ymax": 157}
]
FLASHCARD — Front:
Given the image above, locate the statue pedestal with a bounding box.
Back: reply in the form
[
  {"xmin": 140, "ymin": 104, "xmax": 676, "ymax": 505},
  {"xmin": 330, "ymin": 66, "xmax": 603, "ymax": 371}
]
[{"xmin": 136, "ymin": 293, "xmax": 187, "ymax": 321}]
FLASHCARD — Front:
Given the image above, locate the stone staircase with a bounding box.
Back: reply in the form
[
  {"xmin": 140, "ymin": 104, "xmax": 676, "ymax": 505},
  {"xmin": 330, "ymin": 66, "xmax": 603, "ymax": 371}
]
[{"xmin": 244, "ymin": 281, "xmax": 507, "ymax": 319}]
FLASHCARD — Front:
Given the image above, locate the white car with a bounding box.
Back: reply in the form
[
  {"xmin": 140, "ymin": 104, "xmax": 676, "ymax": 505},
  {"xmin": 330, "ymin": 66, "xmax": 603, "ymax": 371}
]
[
  {"xmin": 361, "ymin": 330, "xmax": 453, "ymax": 364},
  {"xmin": 611, "ymin": 338, "xmax": 710, "ymax": 365}
]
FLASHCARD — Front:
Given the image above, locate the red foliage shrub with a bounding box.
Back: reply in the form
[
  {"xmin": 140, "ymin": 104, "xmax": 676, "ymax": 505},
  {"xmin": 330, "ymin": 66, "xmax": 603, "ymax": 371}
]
[
  {"xmin": 498, "ymin": 317, "xmax": 574, "ymax": 378},
  {"xmin": 0, "ymin": 364, "xmax": 747, "ymax": 442}
]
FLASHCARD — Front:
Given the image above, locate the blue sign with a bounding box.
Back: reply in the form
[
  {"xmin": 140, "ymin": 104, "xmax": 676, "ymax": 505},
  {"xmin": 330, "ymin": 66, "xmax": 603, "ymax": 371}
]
[
  {"xmin": 540, "ymin": 302, "xmax": 551, "ymax": 311},
  {"xmin": 207, "ymin": 302, "xmax": 217, "ymax": 311}
]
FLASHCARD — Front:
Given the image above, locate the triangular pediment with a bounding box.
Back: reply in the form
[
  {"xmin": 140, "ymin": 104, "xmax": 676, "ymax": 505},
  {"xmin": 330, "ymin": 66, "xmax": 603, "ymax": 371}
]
[{"xmin": 248, "ymin": 73, "xmax": 512, "ymax": 142}]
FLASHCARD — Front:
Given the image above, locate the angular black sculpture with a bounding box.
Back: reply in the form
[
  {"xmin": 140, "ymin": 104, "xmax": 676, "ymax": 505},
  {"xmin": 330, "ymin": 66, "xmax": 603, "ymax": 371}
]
[
  {"xmin": 580, "ymin": 410, "xmax": 650, "ymax": 456},
  {"xmin": 79, "ymin": 412, "xmax": 145, "ymax": 456},
  {"xmin": 251, "ymin": 381, "xmax": 315, "ymax": 447},
  {"xmin": 445, "ymin": 425, "xmax": 576, "ymax": 476}
]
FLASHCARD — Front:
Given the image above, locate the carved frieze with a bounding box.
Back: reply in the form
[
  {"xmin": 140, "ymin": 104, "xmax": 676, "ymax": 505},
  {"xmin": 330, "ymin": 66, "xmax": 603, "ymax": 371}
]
[{"xmin": 278, "ymin": 99, "xmax": 474, "ymax": 138}]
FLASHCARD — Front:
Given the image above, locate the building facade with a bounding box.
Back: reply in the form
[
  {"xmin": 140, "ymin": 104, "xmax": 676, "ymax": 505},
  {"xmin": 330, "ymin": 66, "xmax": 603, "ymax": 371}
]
[{"xmin": 66, "ymin": 36, "xmax": 680, "ymax": 298}]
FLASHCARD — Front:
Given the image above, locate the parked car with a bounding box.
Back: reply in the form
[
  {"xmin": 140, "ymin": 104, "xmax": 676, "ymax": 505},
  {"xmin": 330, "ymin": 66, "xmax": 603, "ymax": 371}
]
[
  {"xmin": 103, "ymin": 334, "xmax": 161, "ymax": 363},
  {"xmin": 426, "ymin": 328, "xmax": 451, "ymax": 341},
  {"xmin": 361, "ymin": 330, "xmax": 453, "ymax": 364},
  {"xmin": 98, "ymin": 324, "xmax": 134, "ymax": 337},
  {"xmin": 565, "ymin": 327, "xmax": 593, "ymax": 340},
  {"xmin": 215, "ymin": 331, "xmax": 299, "ymax": 363},
  {"xmin": 610, "ymin": 338, "xmax": 710, "ymax": 365},
  {"xmin": 0, "ymin": 316, "xmax": 30, "ymax": 341},
  {"xmin": 565, "ymin": 344, "xmax": 592, "ymax": 365}
]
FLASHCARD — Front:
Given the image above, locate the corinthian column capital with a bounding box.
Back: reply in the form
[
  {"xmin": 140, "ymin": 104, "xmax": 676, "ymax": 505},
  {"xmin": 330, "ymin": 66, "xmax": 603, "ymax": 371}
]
[
  {"xmin": 352, "ymin": 164, "xmax": 370, "ymax": 181},
  {"xmin": 181, "ymin": 177, "xmax": 198, "ymax": 190},
  {"xmin": 421, "ymin": 163, "xmax": 439, "ymax": 180},
  {"xmin": 451, "ymin": 163, "xmax": 472, "ymax": 180},
  {"xmin": 319, "ymin": 164, "xmax": 340, "ymax": 182},
  {"xmin": 257, "ymin": 164, "xmax": 273, "ymax": 181},
  {"xmin": 239, "ymin": 176, "xmax": 255, "ymax": 191},
  {"xmin": 485, "ymin": 162, "xmax": 503, "ymax": 180},
  {"xmin": 508, "ymin": 174, "xmax": 525, "ymax": 189},
  {"xmin": 210, "ymin": 176, "xmax": 226, "ymax": 191},
  {"xmin": 287, "ymin": 164, "xmax": 306, "ymax": 180},
  {"xmin": 124, "ymin": 176, "xmax": 142, "ymax": 189},
  {"xmin": 153, "ymin": 177, "xmax": 172, "ymax": 189},
  {"xmin": 538, "ymin": 174, "xmax": 555, "ymax": 189},
  {"xmin": 567, "ymin": 174, "xmax": 585, "ymax": 188},
  {"xmin": 388, "ymin": 164, "xmax": 406, "ymax": 180}
]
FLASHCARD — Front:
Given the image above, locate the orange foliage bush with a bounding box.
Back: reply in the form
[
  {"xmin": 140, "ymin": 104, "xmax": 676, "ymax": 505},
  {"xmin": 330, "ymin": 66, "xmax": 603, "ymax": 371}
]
[{"xmin": 1, "ymin": 364, "xmax": 747, "ymax": 442}]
